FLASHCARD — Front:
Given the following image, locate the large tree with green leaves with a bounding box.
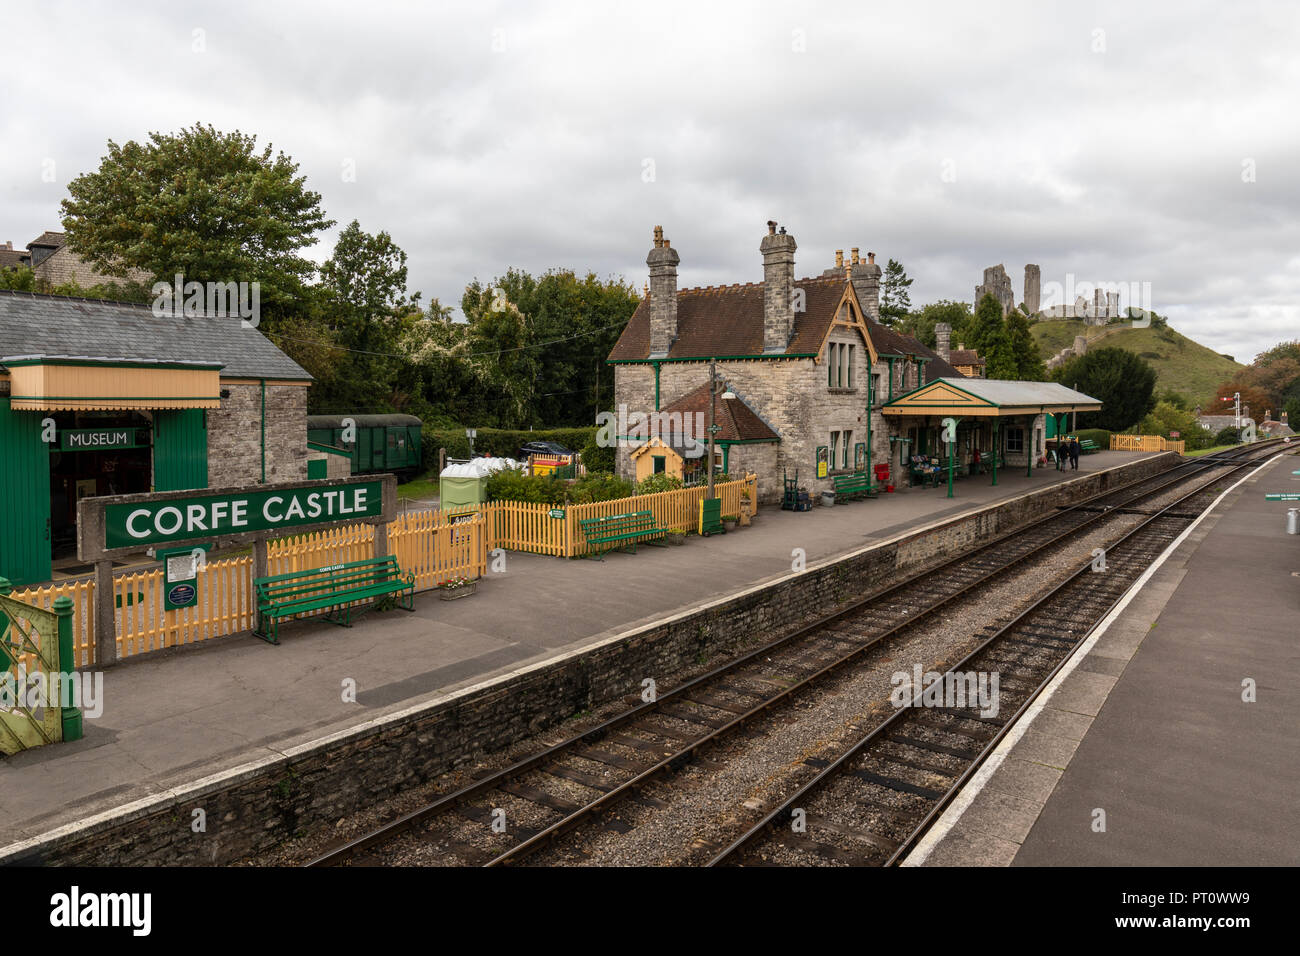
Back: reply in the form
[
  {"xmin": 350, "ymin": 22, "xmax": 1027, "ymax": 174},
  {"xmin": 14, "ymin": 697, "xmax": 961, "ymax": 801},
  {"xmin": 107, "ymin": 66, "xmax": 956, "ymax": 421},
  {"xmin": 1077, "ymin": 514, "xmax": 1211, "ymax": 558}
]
[
  {"xmin": 1053, "ymin": 346, "xmax": 1157, "ymax": 431},
  {"xmin": 897, "ymin": 300, "xmax": 972, "ymax": 350},
  {"xmin": 967, "ymin": 293, "xmax": 1015, "ymax": 378},
  {"xmin": 60, "ymin": 124, "xmax": 334, "ymax": 308},
  {"xmin": 879, "ymin": 258, "xmax": 913, "ymax": 325},
  {"xmin": 309, "ymin": 221, "xmax": 421, "ymax": 412},
  {"xmin": 1004, "ymin": 309, "xmax": 1045, "ymax": 381}
]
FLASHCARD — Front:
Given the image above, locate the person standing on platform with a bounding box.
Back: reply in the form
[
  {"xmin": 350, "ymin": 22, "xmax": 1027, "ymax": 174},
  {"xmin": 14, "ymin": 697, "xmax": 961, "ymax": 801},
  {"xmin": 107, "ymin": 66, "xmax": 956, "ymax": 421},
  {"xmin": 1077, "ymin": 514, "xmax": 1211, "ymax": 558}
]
[{"xmin": 1069, "ymin": 438, "xmax": 1081, "ymax": 470}]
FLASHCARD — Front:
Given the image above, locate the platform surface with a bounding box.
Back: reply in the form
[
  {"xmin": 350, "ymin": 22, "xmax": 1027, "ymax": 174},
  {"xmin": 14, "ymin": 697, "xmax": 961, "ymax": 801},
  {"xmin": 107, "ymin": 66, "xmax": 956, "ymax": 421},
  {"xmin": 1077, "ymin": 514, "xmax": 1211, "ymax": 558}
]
[
  {"xmin": 0, "ymin": 451, "xmax": 1153, "ymax": 850},
  {"xmin": 914, "ymin": 450, "xmax": 1300, "ymax": 866}
]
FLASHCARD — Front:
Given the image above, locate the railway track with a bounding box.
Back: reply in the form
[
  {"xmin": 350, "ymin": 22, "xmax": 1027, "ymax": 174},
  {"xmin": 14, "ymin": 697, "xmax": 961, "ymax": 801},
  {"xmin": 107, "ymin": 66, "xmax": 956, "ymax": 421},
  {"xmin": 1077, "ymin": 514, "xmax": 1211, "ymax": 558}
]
[
  {"xmin": 710, "ymin": 444, "xmax": 1284, "ymax": 866},
  {"xmin": 308, "ymin": 441, "xmax": 1285, "ymax": 867}
]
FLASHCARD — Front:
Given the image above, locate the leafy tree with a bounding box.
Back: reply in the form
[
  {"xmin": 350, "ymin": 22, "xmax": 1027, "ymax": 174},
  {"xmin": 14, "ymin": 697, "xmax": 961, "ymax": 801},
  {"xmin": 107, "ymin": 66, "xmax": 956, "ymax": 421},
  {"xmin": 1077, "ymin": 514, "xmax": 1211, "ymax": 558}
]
[
  {"xmin": 967, "ymin": 294, "xmax": 1015, "ymax": 378},
  {"xmin": 310, "ymin": 221, "xmax": 420, "ymax": 412},
  {"xmin": 0, "ymin": 266, "xmax": 37, "ymax": 291},
  {"xmin": 60, "ymin": 124, "xmax": 334, "ymax": 309},
  {"xmin": 879, "ymin": 258, "xmax": 913, "ymax": 325},
  {"xmin": 897, "ymin": 300, "xmax": 971, "ymax": 350},
  {"xmin": 1003, "ymin": 309, "xmax": 1045, "ymax": 381},
  {"xmin": 1212, "ymin": 382, "xmax": 1270, "ymax": 424},
  {"xmin": 1052, "ymin": 347, "xmax": 1157, "ymax": 431}
]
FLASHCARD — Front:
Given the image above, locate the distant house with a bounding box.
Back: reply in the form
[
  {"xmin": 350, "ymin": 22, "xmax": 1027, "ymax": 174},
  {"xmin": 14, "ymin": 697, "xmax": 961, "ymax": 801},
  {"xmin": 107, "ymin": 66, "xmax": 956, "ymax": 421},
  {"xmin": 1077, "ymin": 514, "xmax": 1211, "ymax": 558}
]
[
  {"xmin": 932, "ymin": 324, "xmax": 986, "ymax": 378},
  {"xmin": 0, "ymin": 230, "xmax": 151, "ymax": 288}
]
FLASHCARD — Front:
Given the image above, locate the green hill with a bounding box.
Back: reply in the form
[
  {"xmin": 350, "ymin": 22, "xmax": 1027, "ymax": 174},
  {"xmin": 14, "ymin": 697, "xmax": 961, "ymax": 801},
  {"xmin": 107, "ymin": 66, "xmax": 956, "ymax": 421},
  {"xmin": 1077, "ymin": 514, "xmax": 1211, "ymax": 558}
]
[{"xmin": 1031, "ymin": 319, "xmax": 1243, "ymax": 405}]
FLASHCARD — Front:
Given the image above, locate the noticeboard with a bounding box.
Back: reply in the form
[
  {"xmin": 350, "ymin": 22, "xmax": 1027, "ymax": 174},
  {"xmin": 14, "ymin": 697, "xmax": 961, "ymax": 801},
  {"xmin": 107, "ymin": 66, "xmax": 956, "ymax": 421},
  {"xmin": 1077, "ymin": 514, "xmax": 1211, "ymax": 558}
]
[{"xmin": 816, "ymin": 446, "xmax": 829, "ymax": 479}]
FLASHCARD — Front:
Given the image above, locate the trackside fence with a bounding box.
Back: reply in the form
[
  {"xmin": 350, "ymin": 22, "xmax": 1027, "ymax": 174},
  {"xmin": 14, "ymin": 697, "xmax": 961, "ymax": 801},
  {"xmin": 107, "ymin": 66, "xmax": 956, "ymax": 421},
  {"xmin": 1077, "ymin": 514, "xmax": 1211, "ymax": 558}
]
[{"xmin": 1110, "ymin": 434, "xmax": 1186, "ymax": 455}]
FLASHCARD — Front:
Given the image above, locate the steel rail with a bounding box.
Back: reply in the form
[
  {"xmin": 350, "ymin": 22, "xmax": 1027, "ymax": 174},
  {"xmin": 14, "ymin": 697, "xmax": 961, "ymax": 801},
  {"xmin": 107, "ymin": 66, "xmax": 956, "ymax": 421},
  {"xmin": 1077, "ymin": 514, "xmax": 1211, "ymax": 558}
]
[
  {"xmin": 707, "ymin": 447, "xmax": 1283, "ymax": 867},
  {"xmin": 308, "ymin": 441, "xmax": 1279, "ymax": 866}
]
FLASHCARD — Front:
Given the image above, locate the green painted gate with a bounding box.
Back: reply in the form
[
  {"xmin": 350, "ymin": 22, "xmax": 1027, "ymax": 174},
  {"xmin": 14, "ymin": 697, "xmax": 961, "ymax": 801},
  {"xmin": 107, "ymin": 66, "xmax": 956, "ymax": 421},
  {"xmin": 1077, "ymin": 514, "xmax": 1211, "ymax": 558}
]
[
  {"xmin": 153, "ymin": 409, "xmax": 208, "ymax": 491},
  {"xmin": 0, "ymin": 588, "xmax": 81, "ymax": 754},
  {"xmin": 0, "ymin": 398, "xmax": 52, "ymax": 586}
]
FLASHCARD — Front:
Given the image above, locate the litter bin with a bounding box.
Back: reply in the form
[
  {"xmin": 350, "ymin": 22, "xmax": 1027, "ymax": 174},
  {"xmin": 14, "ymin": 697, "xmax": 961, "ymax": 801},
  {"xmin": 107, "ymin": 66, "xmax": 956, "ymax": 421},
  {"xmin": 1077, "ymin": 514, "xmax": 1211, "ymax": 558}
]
[
  {"xmin": 1288, "ymin": 508, "xmax": 1299, "ymax": 535},
  {"xmin": 821, "ymin": 491, "xmax": 836, "ymax": 507}
]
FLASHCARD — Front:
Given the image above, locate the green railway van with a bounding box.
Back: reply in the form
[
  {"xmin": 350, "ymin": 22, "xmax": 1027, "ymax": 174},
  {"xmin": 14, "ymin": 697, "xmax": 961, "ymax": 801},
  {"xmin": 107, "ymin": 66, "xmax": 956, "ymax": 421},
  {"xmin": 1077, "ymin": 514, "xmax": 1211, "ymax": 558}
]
[{"xmin": 306, "ymin": 414, "xmax": 422, "ymax": 478}]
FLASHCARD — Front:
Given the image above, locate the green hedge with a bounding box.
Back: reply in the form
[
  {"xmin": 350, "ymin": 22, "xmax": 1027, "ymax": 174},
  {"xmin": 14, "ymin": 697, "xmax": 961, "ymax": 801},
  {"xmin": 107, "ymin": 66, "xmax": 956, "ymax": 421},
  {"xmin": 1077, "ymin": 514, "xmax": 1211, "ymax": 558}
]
[{"xmin": 421, "ymin": 427, "xmax": 598, "ymax": 473}]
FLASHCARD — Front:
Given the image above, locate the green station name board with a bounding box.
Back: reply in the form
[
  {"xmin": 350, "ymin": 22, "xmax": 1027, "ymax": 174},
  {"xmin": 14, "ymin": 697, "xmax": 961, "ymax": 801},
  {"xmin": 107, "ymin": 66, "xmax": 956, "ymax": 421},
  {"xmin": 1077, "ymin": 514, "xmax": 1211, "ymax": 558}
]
[
  {"xmin": 60, "ymin": 428, "xmax": 144, "ymax": 451},
  {"xmin": 105, "ymin": 481, "xmax": 384, "ymax": 548}
]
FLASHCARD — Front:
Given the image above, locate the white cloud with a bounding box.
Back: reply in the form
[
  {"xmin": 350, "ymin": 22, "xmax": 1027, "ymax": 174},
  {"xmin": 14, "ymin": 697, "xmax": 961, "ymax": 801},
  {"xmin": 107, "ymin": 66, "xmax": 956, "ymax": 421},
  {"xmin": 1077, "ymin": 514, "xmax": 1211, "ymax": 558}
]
[{"xmin": 1, "ymin": 0, "xmax": 1295, "ymax": 364}]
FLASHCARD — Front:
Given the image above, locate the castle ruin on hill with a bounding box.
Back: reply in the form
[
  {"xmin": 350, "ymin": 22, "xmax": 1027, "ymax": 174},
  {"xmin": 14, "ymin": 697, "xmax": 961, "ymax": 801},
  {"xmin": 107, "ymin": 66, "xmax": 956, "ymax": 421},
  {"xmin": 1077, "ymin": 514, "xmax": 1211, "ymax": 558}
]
[{"xmin": 975, "ymin": 263, "xmax": 1130, "ymax": 325}]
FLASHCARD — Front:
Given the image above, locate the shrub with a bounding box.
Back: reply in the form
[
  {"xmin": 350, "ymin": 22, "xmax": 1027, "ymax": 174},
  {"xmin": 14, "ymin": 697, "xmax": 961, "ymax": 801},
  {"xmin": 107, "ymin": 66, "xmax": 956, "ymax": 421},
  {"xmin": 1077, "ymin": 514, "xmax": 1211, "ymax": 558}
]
[
  {"xmin": 635, "ymin": 472, "xmax": 683, "ymax": 495},
  {"xmin": 1214, "ymin": 426, "xmax": 1242, "ymax": 446},
  {"xmin": 580, "ymin": 437, "xmax": 615, "ymax": 474},
  {"xmin": 566, "ymin": 474, "xmax": 634, "ymax": 503}
]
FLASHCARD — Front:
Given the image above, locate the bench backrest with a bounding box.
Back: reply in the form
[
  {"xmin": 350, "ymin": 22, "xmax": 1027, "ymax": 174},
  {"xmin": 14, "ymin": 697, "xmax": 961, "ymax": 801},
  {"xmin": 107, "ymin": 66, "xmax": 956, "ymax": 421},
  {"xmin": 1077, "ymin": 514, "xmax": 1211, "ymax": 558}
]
[
  {"xmin": 579, "ymin": 510, "xmax": 657, "ymax": 538},
  {"xmin": 256, "ymin": 555, "xmax": 402, "ymax": 603}
]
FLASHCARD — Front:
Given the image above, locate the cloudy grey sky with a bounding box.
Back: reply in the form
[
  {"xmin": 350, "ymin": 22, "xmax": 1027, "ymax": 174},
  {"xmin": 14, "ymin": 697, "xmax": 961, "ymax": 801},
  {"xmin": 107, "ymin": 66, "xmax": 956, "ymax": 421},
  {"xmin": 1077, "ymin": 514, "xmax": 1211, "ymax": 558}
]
[{"xmin": 3, "ymin": 0, "xmax": 1295, "ymax": 363}]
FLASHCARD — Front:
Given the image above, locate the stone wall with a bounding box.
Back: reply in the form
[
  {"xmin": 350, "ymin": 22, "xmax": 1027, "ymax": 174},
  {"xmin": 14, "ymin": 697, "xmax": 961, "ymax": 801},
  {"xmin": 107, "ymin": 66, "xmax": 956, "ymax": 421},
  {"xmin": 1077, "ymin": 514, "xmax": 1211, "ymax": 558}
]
[
  {"xmin": 33, "ymin": 245, "xmax": 151, "ymax": 289},
  {"xmin": 0, "ymin": 451, "xmax": 1177, "ymax": 866},
  {"xmin": 207, "ymin": 383, "xmax": 308, "ymax": 487}
]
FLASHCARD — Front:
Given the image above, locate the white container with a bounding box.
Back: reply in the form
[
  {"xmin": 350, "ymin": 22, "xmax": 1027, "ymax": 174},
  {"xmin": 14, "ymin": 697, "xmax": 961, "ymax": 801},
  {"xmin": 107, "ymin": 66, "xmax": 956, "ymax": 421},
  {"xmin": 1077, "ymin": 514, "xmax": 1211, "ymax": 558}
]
[{"xmin": 1288, "ymin": 508, "xmax": 1299, "ymax": 535}]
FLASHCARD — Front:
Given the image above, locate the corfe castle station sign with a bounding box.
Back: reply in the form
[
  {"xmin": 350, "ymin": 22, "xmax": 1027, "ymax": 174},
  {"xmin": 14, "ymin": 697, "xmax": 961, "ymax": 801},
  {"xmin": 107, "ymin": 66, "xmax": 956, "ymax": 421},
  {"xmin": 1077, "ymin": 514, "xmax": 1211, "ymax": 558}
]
[{"xmin": 105, "ymin": 482, "xmax": 384, "ymax": 549}]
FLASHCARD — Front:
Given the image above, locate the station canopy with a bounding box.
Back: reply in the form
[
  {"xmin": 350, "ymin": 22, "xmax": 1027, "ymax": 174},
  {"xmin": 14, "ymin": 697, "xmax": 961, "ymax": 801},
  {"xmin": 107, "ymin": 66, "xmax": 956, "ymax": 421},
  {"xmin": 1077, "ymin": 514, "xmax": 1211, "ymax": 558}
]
[{"xmin": 881, "ymin": 378, "xmax": 1102, "ymax": 418}]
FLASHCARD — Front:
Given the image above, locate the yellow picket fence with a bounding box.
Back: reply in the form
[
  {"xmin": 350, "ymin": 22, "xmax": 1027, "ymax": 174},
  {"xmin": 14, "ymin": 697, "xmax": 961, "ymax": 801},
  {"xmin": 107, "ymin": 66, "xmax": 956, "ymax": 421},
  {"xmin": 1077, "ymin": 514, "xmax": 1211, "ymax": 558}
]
[
  {"xmin": 1111, "ymin": 434, "xmax": 1186, "ymax": 455},
  {"xmin": 475, "ymin": 474, "xmax": 758, "ymax": 558},
  {"xmin": 8, "ymin": 511, "xmax": 486, "ymax": 667}
]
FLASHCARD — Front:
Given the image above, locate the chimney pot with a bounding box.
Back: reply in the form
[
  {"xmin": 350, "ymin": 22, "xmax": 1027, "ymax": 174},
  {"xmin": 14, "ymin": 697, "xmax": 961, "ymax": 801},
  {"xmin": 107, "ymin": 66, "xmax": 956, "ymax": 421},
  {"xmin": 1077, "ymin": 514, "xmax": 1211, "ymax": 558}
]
[
  {"xmin": 867, "ymin": 252, "xmax": 875, "ymax": 264},
  {"xmin": 835, "ymin": 249, "xmax": 843, "ymax": 268},
  {"xmin": 767, "ymin": 220, "xmax": 777, "ymax": 235},
  {"xmin": 851, "ymin": 247, "xmax": 860, "ymax": 265}
]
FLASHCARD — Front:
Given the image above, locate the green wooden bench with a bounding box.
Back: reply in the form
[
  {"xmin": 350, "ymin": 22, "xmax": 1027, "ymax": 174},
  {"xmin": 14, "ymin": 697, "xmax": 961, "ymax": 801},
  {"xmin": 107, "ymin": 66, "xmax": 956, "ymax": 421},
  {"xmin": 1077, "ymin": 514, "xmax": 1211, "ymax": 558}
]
[
  {"xmin": 832, "ymin": 472, "xmax": 877, "ymax": 501},
  {"xmin": 579, "ymin": 510, "xmax": 667, "ymax": 558},
  {"xmin": 1078, "ymin": 439, "xmax": 1099, "ymax": 454},
  {"xmin": 253, "ymin": 554, "xmax": 415, "ymax": 645}
]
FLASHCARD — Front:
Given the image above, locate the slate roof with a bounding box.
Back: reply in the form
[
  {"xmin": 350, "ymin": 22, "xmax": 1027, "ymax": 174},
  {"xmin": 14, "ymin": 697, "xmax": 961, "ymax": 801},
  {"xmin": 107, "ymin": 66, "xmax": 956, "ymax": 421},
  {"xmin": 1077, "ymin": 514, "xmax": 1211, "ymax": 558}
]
[
  {"xmin": 0, "ymin": 290, "xmax": 311, "ymax": 380},
  {"xmin": 0, "ymin": 247, "xmax": 29, "ymax": 270},
  {"xmin": 919, "ymin": 378, "xmax": 1101, "ymax": 408},
  {"xmin": 608, "ymin": 275, "xmax": 960, "ymax": 380},
  {"xmin": 657, "ymin": 381, "xmax": 780, "ymax": 443},
  {"xmin": 27, "ymin": 231, "xmax": 66, "ymax": 248},
  {"xmin": 949, "ymin": 348, "xmax": 985, "ymax": 368}
]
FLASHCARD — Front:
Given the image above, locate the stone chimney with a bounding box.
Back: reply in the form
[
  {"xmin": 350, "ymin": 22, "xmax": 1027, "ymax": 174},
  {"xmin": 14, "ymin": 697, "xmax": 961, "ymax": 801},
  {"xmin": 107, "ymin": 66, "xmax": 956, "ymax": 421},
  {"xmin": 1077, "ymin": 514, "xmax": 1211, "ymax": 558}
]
[
  {"xmin": 1, "ymin": 241, "xmax": 12, "ymax": 251},
  {"xmin": 935, "ymin": 322, "xmax": 952, "ymax": 362},
  {"xmin": 647, "ymin": 225, "xmax": 680, "ymax": 358},
  {"xmin": 761, "ymin": 221, "xmax": 797, "ymax": 353},
  {"xmin": 850, "ymin": 250, "xmax": 882, "ymax": 322},
  {"xmin": 1282, "ymin": 410, "xmax": 1290, "ymax": 425}
]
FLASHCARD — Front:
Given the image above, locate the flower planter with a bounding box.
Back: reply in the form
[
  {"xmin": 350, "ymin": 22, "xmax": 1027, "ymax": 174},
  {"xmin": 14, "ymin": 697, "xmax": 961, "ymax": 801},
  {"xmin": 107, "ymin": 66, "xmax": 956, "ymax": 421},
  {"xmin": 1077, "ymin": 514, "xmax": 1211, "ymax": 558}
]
[
  {"xmin": 722, "ymin": 519, "xmax": 738, "ymax": 532},
  {"xmin": 667, "ymin": 532, "xmax": 686, "ymax": 546},
  {"xmin": 439, "ymin": 580, "xmax": 477, "ymax": 601}
]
